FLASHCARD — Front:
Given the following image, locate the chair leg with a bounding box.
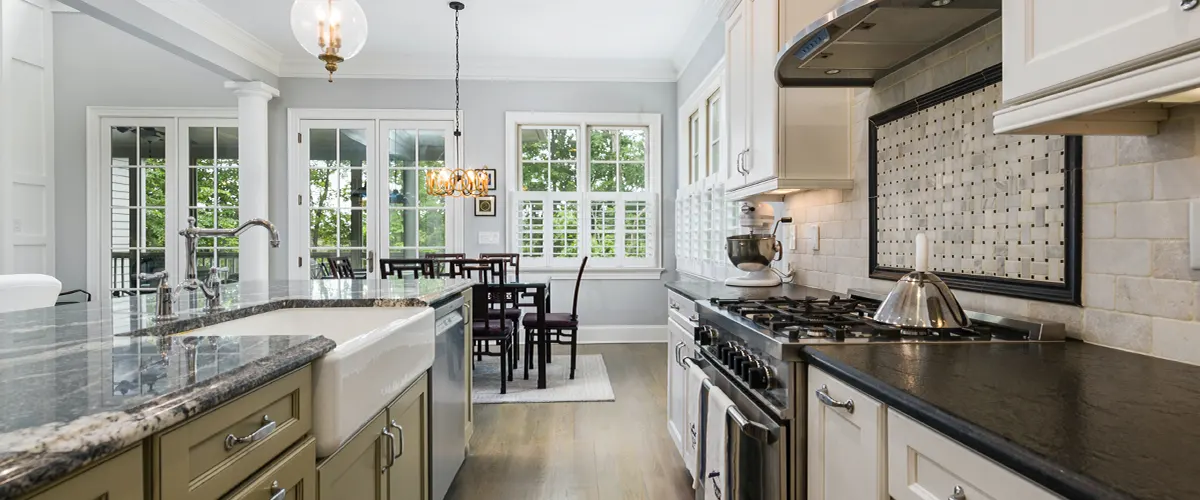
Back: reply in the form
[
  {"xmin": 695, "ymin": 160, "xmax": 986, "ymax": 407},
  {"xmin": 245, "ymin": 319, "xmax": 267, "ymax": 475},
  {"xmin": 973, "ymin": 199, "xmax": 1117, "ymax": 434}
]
[
  {"xmin": 507, "ymin": 338, "xmax": 515, "ymax": 382},
  {"xmin": 523, "ymin": 328, "xmax": 532, "ymax": 380},
  {"xmin": 569, "ymin": 328, "xmax": 578, "ymax": 379},
  {"xmin": 499, "ymin": 342, "xmax": 507, "ymax": 394}
]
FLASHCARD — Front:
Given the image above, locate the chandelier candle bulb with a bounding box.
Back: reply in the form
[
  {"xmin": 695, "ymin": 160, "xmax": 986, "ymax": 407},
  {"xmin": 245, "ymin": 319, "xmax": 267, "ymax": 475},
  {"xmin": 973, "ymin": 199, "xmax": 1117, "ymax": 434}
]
[{"xmin": 291, "ymin": 0, "xmax": 368, "ymax": 81}]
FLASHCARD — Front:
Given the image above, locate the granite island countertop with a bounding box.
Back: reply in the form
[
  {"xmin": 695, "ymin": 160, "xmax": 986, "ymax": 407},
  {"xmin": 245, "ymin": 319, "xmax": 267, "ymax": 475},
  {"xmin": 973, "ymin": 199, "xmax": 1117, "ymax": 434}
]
[
  {"xmin": 0, "ymin": 278, "xmax": 474, "ymax": 499},
  {"xmin": 806, "ymin": 342, "xmax": 1200, "ymax": 500}
]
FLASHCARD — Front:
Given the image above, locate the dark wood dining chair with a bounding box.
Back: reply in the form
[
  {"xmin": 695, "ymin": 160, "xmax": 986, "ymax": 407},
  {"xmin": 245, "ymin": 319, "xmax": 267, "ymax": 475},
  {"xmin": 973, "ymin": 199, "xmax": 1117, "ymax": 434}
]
[
  {"xmin": 327, "ymin": 256, "xmax": 356, "ymax": 279},
  {"xmin": 424, "ymin": 252, "xmax": 465, "ymax": 277},
  {"xmin": 523, "ymin": 257, "xmax": 587, "ymax": 379},
  {"xmin": 379, "ymin": 258, "xmax": 435, "ymax": 279},
  {"xmin": 455, "ymin": 259, "xmax": 515, "ymax": 393},
  {"xmin": 479, "ymin": 253, "xmax": 520, "ymax": 281}
]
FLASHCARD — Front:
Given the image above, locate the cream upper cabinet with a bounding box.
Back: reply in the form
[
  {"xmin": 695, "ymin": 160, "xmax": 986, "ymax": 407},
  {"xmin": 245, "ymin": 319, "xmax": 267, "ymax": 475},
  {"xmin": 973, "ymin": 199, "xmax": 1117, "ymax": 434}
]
[
  {"xmin": 996, "ymin": 0, "xmax": 1200, "ymax": 135},
  {"xmin": 725, "ymin": 0, "xmax": 752, "ymax": 191},
  {"xmin": 1003, "ymin": 0, "xmax": 1200, "ymax": 104},
  {"xmin": 806, "ymin": 367, "xmax": 887, "ymax": 500},
  {"xmin": 724, "ymin": 0, "xmax": 853, "ymax": 199}
]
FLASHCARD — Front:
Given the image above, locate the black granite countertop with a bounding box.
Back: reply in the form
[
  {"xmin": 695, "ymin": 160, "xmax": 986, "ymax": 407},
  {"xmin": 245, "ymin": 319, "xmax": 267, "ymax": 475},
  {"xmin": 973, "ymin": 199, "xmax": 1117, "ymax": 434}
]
[
  {"xmin": 665, "ymin": 279, "xmax": 841, "ymax": 302},
  {"xmin": 0, "ymin": 278, "xmax": 473, "ymax": 499},
  {"xmin": 806, "ymin": 341, "xmax": 1200, "ymax": 500}
]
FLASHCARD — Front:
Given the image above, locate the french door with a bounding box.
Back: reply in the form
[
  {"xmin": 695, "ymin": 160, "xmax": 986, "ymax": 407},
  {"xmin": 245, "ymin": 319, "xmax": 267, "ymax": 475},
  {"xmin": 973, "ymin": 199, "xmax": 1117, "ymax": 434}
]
[
  {"xmin": 292, "ymin": 118, "xmax": 460, "ymax": 279},
  {"xmin": 96, "ymin": 114, "xmax": 238, "ymax": 298}
]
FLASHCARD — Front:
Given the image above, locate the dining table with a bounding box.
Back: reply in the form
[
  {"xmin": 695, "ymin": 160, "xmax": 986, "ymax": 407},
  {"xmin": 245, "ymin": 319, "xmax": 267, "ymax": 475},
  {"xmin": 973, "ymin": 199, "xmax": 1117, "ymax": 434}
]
[{"xmin": 499, "ymin": 276, "xmax": 552, "ymax": 389}]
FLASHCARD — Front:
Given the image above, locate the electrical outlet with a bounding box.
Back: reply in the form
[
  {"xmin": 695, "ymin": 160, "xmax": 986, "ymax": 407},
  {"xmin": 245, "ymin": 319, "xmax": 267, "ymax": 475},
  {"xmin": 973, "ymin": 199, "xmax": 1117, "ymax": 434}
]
[
  {"xmin": 478, "ymin": 231, "xmax": 501, "ymax": 245},
  {"xmin": 785, "ymin": 224, "xmax": 795, "ymax": 250},
  {"xmin": 804, "ymin": 224, "xmax": 820, "ymax": 251}
]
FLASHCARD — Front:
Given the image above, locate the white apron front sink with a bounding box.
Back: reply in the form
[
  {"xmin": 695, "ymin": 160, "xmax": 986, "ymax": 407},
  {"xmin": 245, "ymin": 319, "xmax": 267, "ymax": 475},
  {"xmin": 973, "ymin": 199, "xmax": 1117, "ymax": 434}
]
[{"xmin": 180, "ymin": 307, "xmax": 436, "ymax": 457}]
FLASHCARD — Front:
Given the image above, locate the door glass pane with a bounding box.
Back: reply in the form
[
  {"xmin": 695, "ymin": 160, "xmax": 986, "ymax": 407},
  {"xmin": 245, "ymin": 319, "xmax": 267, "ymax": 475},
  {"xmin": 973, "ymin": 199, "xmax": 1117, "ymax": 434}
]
[
  {"xmin": 108, "ymin": 125, "xmax": 169, "ymax": 296},
  {"xmin": 308, "ymin": 127, "xmax": 370, "ymax": 278},
  {"xmin": 187, "ymin": 126, "xmax": 239, "ymax": 283},
  {"xmin": 386, "ymin": 128, "xmax": 450, "ymax": 260}
]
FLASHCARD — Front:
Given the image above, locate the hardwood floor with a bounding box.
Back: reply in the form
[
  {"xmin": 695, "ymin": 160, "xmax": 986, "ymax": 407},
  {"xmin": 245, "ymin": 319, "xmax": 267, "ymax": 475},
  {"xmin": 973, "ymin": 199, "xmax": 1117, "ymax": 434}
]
[{"xmin": 445, "ymin": 343, "xmax": 695, "ymax": 500}]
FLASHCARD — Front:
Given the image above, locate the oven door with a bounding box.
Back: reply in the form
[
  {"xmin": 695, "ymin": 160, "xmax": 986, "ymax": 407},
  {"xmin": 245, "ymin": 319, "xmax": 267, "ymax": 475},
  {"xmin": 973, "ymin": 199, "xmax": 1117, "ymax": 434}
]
[{"xmin": 693, "ymin": 350, "xmax": 789, "ymax": 500}]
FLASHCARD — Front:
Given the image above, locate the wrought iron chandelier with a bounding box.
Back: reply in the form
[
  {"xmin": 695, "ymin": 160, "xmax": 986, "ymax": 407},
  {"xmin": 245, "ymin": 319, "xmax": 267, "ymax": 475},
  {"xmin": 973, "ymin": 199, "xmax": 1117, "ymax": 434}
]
[{"xmin": 425, "ymin": 1, "xmax": 490, "ymax": 198}]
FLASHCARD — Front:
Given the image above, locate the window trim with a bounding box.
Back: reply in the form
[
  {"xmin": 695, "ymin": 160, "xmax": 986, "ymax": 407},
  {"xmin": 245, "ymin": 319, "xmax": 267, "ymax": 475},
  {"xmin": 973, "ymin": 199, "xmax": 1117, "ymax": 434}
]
[{"xmin": 505, "ymin": 111, "xmax": 663, "ymax": 275}]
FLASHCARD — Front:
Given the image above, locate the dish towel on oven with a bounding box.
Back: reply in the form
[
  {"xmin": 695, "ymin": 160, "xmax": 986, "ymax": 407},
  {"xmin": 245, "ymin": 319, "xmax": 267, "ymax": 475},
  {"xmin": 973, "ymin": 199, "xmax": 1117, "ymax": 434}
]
[
  {"xmin": 703, "ymin": 386, "xmax": 736, "ymax": 500},
  {"xmin": 684, "ymin": 362, "xmax": 709, "ymax": 487}
]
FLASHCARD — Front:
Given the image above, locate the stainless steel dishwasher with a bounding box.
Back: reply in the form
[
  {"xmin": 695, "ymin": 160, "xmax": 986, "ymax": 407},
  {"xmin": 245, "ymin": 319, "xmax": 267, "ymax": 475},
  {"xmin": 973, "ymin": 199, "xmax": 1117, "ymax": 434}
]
[{"xmin": 431, "ymin": 295, "xmax": 467, "ymax": 500}]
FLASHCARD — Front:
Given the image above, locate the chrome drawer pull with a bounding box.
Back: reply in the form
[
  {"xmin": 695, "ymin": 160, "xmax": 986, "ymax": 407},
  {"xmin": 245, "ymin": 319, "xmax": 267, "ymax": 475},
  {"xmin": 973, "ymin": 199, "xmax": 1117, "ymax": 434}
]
[
  {"xmin": 815, "ymin": 385, "xmax": 855, "ymax": 414},
  {"xmin": 269, "ymin": 481, "xmax": 286, "ymax": 500},
  {"xmin": 948, "ymin": 485, "xmax": 966, "ymax": 500},
  {"xmin": 1184, "ymin": 0, "xmax": 1199, "ymax": 11},
  {"xmin": 224, "ymin": 415, "xmax": 277, "ymax": 450},
  {"xmin": 390, "ymin": 419, "xmax": 405, "ymax": 458},
  {"xmin": 669, "ymin": 302, "xmax": 680, "ymax": 311},
  {"xmin": 381, "ymin": 427, "xmax": 397, "ymax": 471},
  {"xmin": 675, "ymin": 341, "xmax": 687, "ymax": 368}
]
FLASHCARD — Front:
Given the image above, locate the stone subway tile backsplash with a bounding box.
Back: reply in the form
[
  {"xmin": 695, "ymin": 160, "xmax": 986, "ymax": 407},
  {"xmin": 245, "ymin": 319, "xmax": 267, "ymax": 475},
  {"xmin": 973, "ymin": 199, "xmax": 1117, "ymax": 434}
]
[{"xmin": 783, "ymin": 22, "xmax": 1200, "ymax": 365}]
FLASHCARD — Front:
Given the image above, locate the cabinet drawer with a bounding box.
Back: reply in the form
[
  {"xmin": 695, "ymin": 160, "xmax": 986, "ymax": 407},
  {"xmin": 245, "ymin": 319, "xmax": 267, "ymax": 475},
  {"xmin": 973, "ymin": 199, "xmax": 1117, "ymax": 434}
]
[
  {"xmin": 155, "ymin": 366, "xmax": 312, "ymax": 500},
  {"xmin": 887, "ymin": 410, "xmax": 1060, "ymax": 500},
  {"xmin": 667, "ymin": 290, "xmax": 696, "ymax": 317},
  {"xmin": 224, "ymin": 438, "xmax": 316, "ymax": 500},
  {"xmin": 807, "ymin": 368, "xmax": 886, "ymax": 500},
  {"xmin": 24, "ymin": 444, "xmax": 143, "ymax": 500}
]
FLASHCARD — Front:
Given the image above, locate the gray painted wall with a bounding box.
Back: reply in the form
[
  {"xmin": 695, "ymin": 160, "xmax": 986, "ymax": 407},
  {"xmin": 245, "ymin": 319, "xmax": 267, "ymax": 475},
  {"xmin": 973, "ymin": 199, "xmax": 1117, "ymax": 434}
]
[
  {"xmin": 676, "ymin": 22, "xmax": 725, "ymax": 107},
  {"xmin": 270, "ymin": 78, "xmax": 678, "ymax": 325},
  {"xmin": 53, "ymin": 13, "xmax": 234, "ymax": 291}
]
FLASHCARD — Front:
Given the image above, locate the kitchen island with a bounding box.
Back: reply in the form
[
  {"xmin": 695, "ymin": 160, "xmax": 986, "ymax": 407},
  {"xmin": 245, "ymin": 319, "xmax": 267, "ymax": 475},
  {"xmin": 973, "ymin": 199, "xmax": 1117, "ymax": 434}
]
[{"xmin": 0, "ymin": 278, "xmax": 473, "ymax": 499}]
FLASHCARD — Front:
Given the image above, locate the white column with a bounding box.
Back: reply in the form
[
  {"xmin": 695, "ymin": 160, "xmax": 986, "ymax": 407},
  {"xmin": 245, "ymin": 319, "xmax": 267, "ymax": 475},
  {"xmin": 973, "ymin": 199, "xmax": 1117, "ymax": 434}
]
[{"xmin": 225, "ymin": 81, "xmax": 279, "ymax": 285}]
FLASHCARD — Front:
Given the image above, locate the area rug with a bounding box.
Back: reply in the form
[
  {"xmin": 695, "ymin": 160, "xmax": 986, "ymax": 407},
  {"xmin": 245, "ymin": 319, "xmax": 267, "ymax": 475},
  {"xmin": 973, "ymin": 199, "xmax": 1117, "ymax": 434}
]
[{"xmin": 472, "ymin": 354, "xmax": 616, "ymax": 404}]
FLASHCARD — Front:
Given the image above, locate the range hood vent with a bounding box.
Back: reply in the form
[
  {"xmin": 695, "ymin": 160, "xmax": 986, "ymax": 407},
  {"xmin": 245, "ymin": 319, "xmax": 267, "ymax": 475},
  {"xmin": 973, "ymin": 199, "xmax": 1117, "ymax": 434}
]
[{"xmin": 775, "ymin": 0, "xmax": 1000, "ymax": 88}]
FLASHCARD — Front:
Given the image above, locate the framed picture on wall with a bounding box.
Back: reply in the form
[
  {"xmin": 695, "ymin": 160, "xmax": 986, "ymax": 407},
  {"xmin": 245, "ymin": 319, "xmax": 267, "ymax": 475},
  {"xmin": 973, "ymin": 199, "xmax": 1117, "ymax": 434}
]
[
  {"xmin": 484, "ymin": 168, "xmax": 497, "ymax": 190},
  {"xmin": 475, "ymin": 195, "xmax": 496, "ymax": 217}
]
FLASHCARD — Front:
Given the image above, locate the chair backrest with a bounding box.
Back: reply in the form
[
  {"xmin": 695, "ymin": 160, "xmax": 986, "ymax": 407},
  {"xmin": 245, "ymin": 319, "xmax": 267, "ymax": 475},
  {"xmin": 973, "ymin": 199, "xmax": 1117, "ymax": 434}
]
[
  {"xmin": 479, "ymin": 253, "xmax": 520, "ymax": 281},
  {"xmin": 424, "ymin": 253, "xmax": 465, "ymax": 277},
  {"xmin": 0, "ymin": 274, "xmax": 62, "ymax": 313},
  {"xmin": 327, "ymin": 256, "xmax": 356, "ymax": 279},
  {"xmin": 571, "ymin": 257, "xmax": 588, "ymax": 318},
  {"xmin": 379, "ymin": 258, "xmax": 435, "ymax": 279},
  {"xmin": 461, "ymin": 259, "xmax": 507, "ymax": 329}
]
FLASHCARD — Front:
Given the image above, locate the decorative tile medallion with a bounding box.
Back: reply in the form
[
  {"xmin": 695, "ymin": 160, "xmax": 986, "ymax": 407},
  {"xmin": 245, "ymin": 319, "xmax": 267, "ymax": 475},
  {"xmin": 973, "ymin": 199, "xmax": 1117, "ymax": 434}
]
[{"xmin": 869, "ymin": 65, "xmax": 1083, "ymax": 304}]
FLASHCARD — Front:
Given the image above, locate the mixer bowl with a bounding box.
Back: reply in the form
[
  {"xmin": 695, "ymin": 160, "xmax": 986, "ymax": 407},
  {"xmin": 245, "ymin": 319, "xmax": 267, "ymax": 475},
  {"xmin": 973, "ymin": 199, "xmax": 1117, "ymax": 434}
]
[{"xmin": 727, "ymin": 235, "xmax": 779, "ymax": 272}]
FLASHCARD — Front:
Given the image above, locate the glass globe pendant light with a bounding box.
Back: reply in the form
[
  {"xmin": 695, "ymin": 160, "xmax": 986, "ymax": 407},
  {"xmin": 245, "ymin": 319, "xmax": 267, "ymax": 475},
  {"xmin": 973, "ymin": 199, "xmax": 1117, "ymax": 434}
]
[
  {"xmin": 290, "ymin": 0, "xmax": 368, "ymax": 82},
  {"xmin": 425, "ymin": 1, "xmax": 490, "ymax": 198}
]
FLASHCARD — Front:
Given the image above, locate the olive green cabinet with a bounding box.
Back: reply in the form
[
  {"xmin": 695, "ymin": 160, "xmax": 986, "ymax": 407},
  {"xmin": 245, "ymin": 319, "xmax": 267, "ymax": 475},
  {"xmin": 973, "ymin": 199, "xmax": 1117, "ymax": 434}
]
[
  {"xmin": 317, "ymin": 411, "xmax": 390, "ymax": 500},
  {"xmin": 24, "ymin": 444, "xmax": 144, "ymax": 500},
  {"xmin": 387, "ymin": 373, "xmax": 429, "ymax": 500},
  {"xmin": 317, "ymin": 373, "xmax": 429, "ymax": 500}
]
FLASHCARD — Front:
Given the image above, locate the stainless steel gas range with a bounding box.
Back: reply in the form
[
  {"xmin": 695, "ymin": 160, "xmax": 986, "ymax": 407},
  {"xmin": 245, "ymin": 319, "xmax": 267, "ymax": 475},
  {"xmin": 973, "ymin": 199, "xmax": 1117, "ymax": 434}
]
[{"xmin": 689, "ymin": 289, "xmax": 1065, "ymax": 500}]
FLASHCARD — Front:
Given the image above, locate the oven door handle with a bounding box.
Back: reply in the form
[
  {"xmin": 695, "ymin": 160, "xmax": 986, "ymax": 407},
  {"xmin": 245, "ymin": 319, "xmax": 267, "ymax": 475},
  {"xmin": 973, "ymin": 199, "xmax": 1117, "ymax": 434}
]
[{"xmin": 726, "ymin": 399, "xmax": 778, "ymax": 500}]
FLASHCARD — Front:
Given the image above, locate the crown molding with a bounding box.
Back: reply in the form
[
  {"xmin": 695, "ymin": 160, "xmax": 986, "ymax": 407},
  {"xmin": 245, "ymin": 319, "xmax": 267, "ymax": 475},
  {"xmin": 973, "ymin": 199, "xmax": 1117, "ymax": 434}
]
[
  {"xmin": 50, "ymin": 1, "xmax": 77, "ymax": 12},
  {"xmin": 279, "ymin": 54, "xmax": 679, "ymax": 83},
  {"xmin": 134, "ymin": 0, "xmax": 283, "ymax": 75}
]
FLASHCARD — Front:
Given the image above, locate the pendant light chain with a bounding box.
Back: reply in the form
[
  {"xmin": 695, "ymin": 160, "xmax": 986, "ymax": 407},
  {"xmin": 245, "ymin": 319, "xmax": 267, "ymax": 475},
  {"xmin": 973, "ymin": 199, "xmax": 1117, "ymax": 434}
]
[{"xmin": 424, "ymin": 1, "xmax": 487, "ymax": 198}]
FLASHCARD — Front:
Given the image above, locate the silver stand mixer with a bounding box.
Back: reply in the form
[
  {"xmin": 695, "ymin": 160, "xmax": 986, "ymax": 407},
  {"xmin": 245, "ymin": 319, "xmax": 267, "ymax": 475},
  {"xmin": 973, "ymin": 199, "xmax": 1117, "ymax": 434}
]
[{"xmin": 725, "ymin": 202, "xmax": 794, "ymax": 287}]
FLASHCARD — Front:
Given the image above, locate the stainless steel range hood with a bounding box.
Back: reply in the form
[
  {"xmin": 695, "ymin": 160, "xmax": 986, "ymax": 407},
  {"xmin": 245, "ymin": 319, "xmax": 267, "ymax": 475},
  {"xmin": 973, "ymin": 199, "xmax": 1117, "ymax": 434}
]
[{"xmin": 775, "ymin": 0, "xmax": 1000, "ymax": 88}]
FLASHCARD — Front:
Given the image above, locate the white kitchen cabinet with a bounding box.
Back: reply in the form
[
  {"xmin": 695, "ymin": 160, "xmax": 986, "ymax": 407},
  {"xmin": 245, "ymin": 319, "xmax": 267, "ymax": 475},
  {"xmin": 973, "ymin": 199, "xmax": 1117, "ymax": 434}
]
[
  {"xmin": 888, "ymin": 409, "xmax": 1062, "ymax": 500},
  {"xmin": 807, "ymin": 367, "xmax": 887, "ymax": 500},
  {"xmin": 724, "ymin": 0, "xmax": 752, "ymax": 192},
  {"xmin": 666, "ymin": 290, "xmax": 698, "ymax": 463},
  {"xmin": 721, "ymin": 0, "xmax": 853, "ymax": 199},
  {"xmin": 996, "ymin": 0, "xmax": 1200, "ymax": 135}
]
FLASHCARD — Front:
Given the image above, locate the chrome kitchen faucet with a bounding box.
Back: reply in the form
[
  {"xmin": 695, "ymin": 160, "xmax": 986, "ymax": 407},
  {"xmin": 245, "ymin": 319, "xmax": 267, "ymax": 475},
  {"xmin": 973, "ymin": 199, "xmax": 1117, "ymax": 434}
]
[{"xmin": 140, "ymin": 216, "xmax": 281, "ymax": 320}]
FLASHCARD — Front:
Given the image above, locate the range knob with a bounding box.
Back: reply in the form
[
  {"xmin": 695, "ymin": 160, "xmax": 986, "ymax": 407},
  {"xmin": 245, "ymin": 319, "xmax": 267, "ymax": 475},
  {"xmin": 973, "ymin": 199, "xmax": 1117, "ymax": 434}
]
[
  {"xmin": 694, "ymin": 325, "xmax": 718, "ymax": 345},
  {"xmin": 733, "ymin": 353, "xmax": 752, "ymax": 377},
  {"xmin": 718, "ymin": 343, "xmax": 737, "ymax": 364},
  {"xmin": 747, "ymin": 361, "xmax": 773, "ymax": 389}
]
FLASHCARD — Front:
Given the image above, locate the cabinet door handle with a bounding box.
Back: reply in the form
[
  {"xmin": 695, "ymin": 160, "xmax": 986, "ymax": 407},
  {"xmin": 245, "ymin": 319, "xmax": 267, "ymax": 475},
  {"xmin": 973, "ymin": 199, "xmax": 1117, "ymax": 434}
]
[
  {"xmin": 224, "ymin": 415, "xmax": 276, "ymax": 450},
  {"xmin": 269, "ymin": 481, "xmax": 287, "ymax": 500},
  {"xmin": 381, "ymin": 427, "xmax": 397, "ymax": 471},
  {"xmin": 948, "ymin": 485, "xmax": 966, "ymax": 500},
  {"xmin": 390, "ymin": 419, "xmax": 405, "ymax": 458},
  {"xmin": 1184, "ymin": 0, "xmax": 1198, "ymax": 11},
  {"xmin": 675, "ymin": 341, "xmax": 686, "ymax": 367},
  {"xmin": 815, "ymin": 385, "xmax": 855, "ymax": 414},
  {"xmin": 669, "ymin": 302, "xmax": 680, "ymax": 311}
]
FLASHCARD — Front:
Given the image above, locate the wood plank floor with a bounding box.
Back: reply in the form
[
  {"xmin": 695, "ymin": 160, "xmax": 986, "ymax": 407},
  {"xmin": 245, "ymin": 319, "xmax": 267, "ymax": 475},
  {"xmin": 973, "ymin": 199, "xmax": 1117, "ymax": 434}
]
[{"xmin": 445, "ymin": 344, "xmax": 695, "ymax": 500}]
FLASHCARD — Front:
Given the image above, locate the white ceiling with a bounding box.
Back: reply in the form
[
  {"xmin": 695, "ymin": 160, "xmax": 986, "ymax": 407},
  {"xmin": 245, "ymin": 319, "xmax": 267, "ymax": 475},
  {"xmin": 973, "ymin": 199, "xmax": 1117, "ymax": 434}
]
[{"xmin": 199, "ymin": 0, "xmax": 713, "ymax": 80}]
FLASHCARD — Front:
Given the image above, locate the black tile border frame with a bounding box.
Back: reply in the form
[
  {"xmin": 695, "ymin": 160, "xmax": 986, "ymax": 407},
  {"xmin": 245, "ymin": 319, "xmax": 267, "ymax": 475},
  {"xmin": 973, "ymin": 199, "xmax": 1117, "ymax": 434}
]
[{"xmin": 867, "ymin": 64, "xmax": 1084, "ymax": 305}]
